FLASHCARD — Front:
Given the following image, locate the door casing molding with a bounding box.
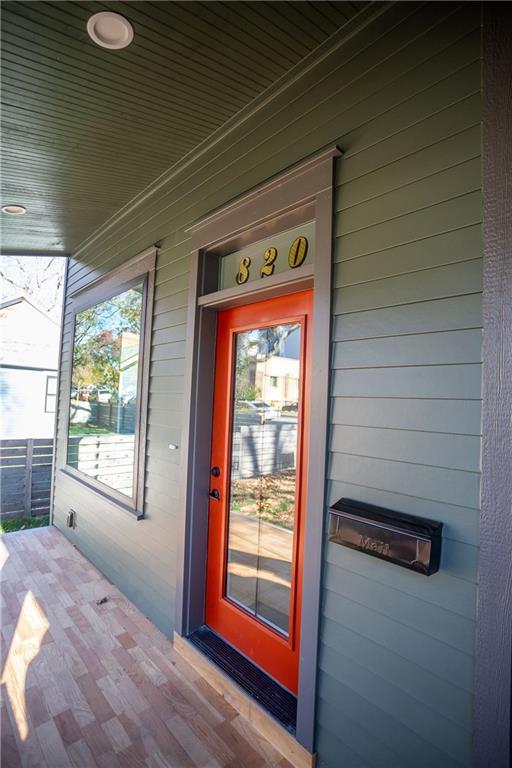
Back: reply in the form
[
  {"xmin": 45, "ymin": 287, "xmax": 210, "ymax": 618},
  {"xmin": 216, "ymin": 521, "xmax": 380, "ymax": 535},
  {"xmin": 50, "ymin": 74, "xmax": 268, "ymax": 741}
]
[{"xmin": 175, "ymin": 146, "xmax": 341, "ymax": 751}]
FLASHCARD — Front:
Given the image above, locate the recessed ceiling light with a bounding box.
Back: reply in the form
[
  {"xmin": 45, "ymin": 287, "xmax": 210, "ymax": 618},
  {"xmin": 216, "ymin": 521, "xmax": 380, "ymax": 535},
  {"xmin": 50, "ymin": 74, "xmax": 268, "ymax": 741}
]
[
  {"xmin": 2, "ymin": 204, "xmax": 26, "ymax": 215},
  {"xmin": 87, "ymin": 12, "xmax": 134, "ymax": 50}
]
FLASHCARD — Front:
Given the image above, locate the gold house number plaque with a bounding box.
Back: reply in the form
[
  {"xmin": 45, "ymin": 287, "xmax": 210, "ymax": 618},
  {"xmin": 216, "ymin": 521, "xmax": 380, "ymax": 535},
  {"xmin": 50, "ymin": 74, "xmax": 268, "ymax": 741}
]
[
  {"xmin": 235, "ymin": 236, "xmax": 309, "ymax": 285},
  {"xmin": 288, "ymin": 236, "xmax": 308, "ymax": 268},
  {"xmin": 235, "ymin": 256, "xmax": 251, "ymax": 285}
]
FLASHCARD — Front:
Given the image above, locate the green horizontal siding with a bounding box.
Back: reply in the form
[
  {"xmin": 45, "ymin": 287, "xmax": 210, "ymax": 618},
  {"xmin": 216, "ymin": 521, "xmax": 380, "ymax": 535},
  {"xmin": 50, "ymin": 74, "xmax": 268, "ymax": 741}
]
[
  {"xmin": 333, "ymin": 292, "xmax": 482, "ymax": 340},
  {"xmin": 330, "ymin": 424, "xmax": 480, "ymax": 472},
  {"xmin": 331, "ymin": 396, "xmax": 481, "ymax": 435},
  {"xmin": 52, "ymin": 3, "xmax": 482, "ymax": 766}
]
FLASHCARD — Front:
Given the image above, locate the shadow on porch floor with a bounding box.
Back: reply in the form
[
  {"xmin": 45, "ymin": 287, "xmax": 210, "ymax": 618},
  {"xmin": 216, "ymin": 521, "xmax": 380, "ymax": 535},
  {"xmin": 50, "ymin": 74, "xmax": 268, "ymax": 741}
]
[{"xmin": 0, "ymin": 526, "xmax": 293, "ymax": 767}]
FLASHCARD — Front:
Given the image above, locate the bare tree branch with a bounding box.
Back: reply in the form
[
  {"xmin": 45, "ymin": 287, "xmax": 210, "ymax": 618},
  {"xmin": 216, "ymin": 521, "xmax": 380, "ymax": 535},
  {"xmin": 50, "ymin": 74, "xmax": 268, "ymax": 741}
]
[
  {"xmin": 0, "ymin": 269, "xmax": 23, "ymax": 292},
  {"xmin": 0, "ymin": 256, "xmax": 65, "ymax": 321}
]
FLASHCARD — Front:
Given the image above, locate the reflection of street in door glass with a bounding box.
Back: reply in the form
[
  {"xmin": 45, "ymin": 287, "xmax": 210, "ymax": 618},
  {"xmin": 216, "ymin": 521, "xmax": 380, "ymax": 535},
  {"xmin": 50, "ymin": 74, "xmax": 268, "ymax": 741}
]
[{"xmin": 225, "ymin": 322, "xmax": 301, "ymax": 636}]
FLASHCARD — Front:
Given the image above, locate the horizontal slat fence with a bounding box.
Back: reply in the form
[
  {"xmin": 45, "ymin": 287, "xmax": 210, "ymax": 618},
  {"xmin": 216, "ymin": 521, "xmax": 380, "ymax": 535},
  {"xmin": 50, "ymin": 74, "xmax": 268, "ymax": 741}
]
[
  {"xmin": 232, "ymin": 422, "xmax": 297, "ymax": 479},
  {"xmin": 0, "ymin": 438, "xmax": 54, "ymax": 518}
]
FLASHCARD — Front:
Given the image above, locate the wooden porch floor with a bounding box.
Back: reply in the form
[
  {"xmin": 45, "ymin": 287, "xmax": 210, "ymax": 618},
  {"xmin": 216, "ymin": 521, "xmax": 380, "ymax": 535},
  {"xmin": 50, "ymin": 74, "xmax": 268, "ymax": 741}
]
[{"xmin": 0, "ymin": 527, "xmax": 293, "ymax": 768}]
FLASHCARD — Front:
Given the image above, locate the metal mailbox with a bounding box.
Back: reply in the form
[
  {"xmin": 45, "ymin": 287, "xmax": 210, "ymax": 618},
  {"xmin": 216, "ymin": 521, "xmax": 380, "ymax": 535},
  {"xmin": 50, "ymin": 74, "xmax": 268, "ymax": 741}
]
[{"xmin": 328, "ymin": 498, "xmax": 442, "ymax": 576}]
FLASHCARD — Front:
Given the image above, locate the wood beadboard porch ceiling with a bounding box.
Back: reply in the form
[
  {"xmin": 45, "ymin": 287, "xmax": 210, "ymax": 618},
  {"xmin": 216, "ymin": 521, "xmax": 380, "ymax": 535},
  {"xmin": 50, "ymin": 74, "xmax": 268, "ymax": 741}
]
[{"xmin": 1, "ymin": 0, "xmax": 366, "ymax": 256}]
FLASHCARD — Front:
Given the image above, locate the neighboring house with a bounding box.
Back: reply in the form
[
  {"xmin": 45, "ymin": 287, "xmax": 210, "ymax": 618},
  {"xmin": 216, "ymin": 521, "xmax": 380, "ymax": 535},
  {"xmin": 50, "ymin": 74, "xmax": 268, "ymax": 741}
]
[
  {"xmin": 256, "ymin": 356, "xmax": 300, "ymax": 407},
  {"xmin": 0, "ymin": 297, "xmax": 59, "ymax": 439},
  {"xmin": 255, "ymin": 329, "xmax": 301, "ymax": 407}
]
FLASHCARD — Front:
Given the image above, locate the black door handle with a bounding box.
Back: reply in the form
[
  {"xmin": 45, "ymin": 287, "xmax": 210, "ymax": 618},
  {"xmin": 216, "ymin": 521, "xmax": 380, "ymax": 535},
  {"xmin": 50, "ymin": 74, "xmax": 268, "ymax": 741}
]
[{"xmin": 209, "ymin": 489, "xmax": 220, "ymax": 501}]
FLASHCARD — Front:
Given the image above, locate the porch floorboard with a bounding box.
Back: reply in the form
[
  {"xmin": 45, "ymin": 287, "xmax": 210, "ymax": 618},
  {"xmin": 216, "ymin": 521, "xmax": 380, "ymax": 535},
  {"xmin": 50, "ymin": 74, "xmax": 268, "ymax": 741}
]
[{"xmin": 0, "ymin": 526, "xmax": 293, "ymax": 767}]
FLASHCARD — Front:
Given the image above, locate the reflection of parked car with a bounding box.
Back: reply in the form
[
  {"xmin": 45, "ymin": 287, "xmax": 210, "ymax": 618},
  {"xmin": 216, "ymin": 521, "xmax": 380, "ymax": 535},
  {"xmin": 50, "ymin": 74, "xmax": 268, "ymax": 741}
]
[
  {"xmin": 120, "ymin": 389, "xmax": 136, "ymax": 406},
  {"xmin": 89, "ymin": 387, "xmax": 113, "ymax": 403},
  {"xmin": 236, "ymin": 400, "xmax": 278, "ymax": 424}
]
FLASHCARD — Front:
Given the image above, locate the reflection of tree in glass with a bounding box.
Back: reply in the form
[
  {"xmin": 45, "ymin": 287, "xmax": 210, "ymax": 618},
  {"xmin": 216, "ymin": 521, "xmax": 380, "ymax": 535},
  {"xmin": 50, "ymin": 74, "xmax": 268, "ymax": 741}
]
[{"xmin": 72, "ymin": 286, "xmax": 142, "ymax": 393}]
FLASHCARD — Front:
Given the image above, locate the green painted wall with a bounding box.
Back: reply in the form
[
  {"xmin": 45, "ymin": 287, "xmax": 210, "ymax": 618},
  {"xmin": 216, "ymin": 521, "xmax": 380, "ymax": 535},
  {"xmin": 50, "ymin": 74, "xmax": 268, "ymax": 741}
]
[{"xmin": 53, "ymin": 3, "xmax": 481, "ymax": 766}]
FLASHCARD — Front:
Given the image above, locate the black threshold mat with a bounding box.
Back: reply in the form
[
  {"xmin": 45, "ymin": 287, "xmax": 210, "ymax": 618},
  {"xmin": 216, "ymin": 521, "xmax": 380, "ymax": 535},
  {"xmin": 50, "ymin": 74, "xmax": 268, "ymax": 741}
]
[{"xmin": 187, "ymin": 625, "xmax": 297, "ymax": 733}]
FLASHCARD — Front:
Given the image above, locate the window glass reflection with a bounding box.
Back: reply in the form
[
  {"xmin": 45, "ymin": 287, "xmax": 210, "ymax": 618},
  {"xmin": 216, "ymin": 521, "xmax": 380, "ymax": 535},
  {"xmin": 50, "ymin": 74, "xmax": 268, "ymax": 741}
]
[
  {"xmin": 226, "ymin": 323, "xmax": 301, "ymax": 635},
  {"xmin": 67, "ymin": 283, "xmax": 143, "ymax": 497}
]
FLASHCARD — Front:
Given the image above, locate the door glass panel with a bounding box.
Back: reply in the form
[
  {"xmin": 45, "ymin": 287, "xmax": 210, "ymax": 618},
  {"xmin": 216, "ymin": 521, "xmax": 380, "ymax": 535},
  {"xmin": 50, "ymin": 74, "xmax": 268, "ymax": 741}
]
[{"xmin": 225, "ymin": 322, "xmax": 301, "ymax": 636}]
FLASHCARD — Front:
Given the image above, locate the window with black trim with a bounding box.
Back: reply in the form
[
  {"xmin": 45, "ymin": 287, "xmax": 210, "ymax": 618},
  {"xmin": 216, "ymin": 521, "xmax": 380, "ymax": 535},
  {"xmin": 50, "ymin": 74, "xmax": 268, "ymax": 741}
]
[
  {"xmin": 65, "ymin": 252, "xmax": 154, "ymax": 516},
  {"xmin": 45, "ymin": 375, "xmax": 57, "ymax": 413}
]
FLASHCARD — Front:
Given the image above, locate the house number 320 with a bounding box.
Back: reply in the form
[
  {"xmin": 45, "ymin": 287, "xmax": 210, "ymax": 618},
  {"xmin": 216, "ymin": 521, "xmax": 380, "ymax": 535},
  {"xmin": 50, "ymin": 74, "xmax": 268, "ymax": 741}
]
[{"xmin": 235, "ymin": 236, "xmax": 308, "ymax": 285}]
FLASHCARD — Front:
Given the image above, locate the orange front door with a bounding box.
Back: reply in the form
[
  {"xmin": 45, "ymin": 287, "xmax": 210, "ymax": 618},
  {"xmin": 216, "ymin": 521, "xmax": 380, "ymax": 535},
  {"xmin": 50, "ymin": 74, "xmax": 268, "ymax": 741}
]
[{"xmin": 205, "ymin": 290, "xmax": 312, "ymax": 694}]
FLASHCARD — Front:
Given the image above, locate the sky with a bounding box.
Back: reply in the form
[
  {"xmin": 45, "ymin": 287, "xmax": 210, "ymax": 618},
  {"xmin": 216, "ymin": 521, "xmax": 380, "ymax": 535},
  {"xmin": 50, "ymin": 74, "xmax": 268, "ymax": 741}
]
[{"xmin": 0, "ymin": 255, "xmax": 66, "ymax": 323}]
